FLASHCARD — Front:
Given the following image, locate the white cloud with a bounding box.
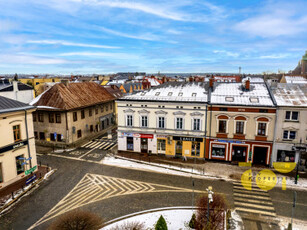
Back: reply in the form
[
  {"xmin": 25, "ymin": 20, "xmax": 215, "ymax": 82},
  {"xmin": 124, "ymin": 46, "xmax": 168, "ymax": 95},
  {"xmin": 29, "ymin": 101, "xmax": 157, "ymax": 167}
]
[
  {"xmin": 213, "ymin": 50, "xmax": 239, "ymax": 58},
  {"xmin": 0, "ymin": 54, "xmax": 69, "ymax": 65},
  {"xmin": 259, "ymin": 54, "xmax": 290, "ymax": 59},
  {"xmin": 59, "ymin": 51, "xmax": 139, "ymax": 59},
  {"xmin": 26, "ymin": 40, "xmax": 120, "ymax": 49}
]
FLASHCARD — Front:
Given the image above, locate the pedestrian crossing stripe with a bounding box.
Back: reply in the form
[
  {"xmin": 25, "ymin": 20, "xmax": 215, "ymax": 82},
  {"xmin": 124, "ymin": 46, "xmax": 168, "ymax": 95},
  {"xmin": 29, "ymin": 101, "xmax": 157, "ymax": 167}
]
[
  {"xmin": 98, "ymin": 142, "xmax": 109, "ymax": 149},
  {"xmin": 81, "ymin": 140, "xmax": 116, "ymax": 150},
  {"xmin": 233, "ymin": 185, "xmax": 266, "ymax": 192},
  {"xmin": 29, "ymin": 174, "xmax": 206, "ymax": 229},
  {"xmin": 234, "ymin": 202, "xmax": 275, "ymax": 210},
  {"xmin": 233, "ymin": 192, "xmax": 272, "ymax": 200},
  {"xmin": 81, "ymin": 141, "xmax": 93, "ymax": 147},
  {"xmin": 233, "ymin": 188, "xmax": 270, "ymax": 197},
  {"xmin": 234, "ymin": 197, "xmax": 273, "ymax": 206},
  {"xmin": 235, "ymin": 207, "xmax": 276, "ymax": 217}
]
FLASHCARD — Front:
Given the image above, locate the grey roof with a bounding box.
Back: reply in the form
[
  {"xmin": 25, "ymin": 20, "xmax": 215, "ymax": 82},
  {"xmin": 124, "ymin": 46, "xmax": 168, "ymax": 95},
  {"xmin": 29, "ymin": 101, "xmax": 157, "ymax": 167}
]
[
  {"xmin": 271, "ymin": 83, "xmax": 307, "ymax": 107},
  {"xmin": 0, "ymin": 80, "xmax": 33, "ymax": 92},
  {"xmin": 0, "ymin": 95, "xmax": 34, "ymax": 114}
]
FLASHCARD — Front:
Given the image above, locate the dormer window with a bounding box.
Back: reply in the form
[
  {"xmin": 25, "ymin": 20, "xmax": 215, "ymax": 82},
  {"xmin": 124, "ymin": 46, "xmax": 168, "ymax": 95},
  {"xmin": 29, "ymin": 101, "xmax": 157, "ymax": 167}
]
[
  {"xmin": 178, "ymin": 92, "xmax": 183, "ymax": 96},
  {"xmin": 250, "ymin": 97, "xmax": 259, "ymax": 103},
  {"xmin": 155, "ymin": 92, "xmax": 160, "ymax": 96},
  {"xmin": 168, "ymin": 92, "xmax": 173, "ymax": 96},
  {"xmin": 225, "ymin": 97, "xmax": 234, "ymax": 102},
  {"xmin": 141, "ymin": 92, "xmax": 146, "ymax": 96},
  {"xmin": 192, "ymin": 93, "xmax": 197, "ymax": 97}
]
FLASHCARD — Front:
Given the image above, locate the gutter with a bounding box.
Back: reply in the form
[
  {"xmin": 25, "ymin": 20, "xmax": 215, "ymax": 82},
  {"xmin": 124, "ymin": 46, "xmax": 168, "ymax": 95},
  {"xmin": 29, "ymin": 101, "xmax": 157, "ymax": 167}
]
[
  {"xmin": 24, "ymin": 109, "xmax": 32, "ymax": 168},
  {"xmin": 0, "ymin": 106, "xmax": 35, "ymax": 115}
]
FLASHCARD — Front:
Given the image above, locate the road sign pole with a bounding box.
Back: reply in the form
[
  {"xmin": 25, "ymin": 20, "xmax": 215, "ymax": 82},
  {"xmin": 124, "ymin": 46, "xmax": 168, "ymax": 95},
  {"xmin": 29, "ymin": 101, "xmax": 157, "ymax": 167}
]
[{"xmin": 291, "ymin": 191, "xmax": 297, "ymax": 228}]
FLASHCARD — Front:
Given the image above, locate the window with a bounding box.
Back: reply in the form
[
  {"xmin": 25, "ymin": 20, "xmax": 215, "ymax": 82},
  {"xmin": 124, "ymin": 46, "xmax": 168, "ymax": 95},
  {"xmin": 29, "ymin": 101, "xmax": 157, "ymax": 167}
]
[
  {"xmin": 77, "ymin": 130, "xmax": 82, "ymax": 138},
  {"xmin": 250, "ymin": 97, "xmax": 259, "ymax": 103},
  {"xmin": 141, "ymin": 116, "xmax": 148, "ymax": 127},
  {"xmin": 81, "ymin": 110, "xmax": 85, "ymax": 119},
  {"xmin": 13, "ymin": 125, "xmax": 21, "ymax": 142},
  {"xmin": 283, "ymin": 130, "xmax": 296, "ymax": 140},
  {"xmin": 285, "ymin": 111, "xmax": 299, "ymax": 121},
  {"xmin": 95, "ymin": 107, "xmax": 98, "ymax": 115},
  {"xmin": 100, "ymin": 105, "xmax": 104, "ymax": 113},
  {"xmin": 33, "ymin": 113, "xmax": 37, "ymax": 122},
  {"xmin": 218, "ymin": 120, "xmax": 227, "ymax": 133},
  {"xmin": 106, "ymin": 104, "xmax": 109, "ymax": 111},
  {"xmin": 73, "ymin": 112, "xmax": 77, "ymax": 122},
  {"xmin": 176, "ymin": 117, "xmax": 183, "ymax": 129},
  {"xmin": 178, "ymin": 92, "xmax": 183, "ymax": 96},
  {"xmin": 277, "ymin": 150, "xmax": 295, "ymax": 162},
  {"xmin": 157, "ymin": 139, "xmax": 166, "ymax": 151},
  {"xmin": 89, "ymin": 108, "xmax": 92, "ymax": 117},
  {"xmin": 38, "ymin": 112, "xmax": 44, "ymax": 122},
  {"xmin": 16, "ymin": 155, "xmax": 25, "ymax": 175},
  {"xmin": 236, "ymin": 121, "xmax": 244, "ymax": 134},
  {"xmin": 259, "ymin": 109, "xmax": 268, "ymax": 113},
  {"xmin": 90, "ymin": 125, "xmax": 93, "ymax": 132},
  {"xmin": 39, "ymin": 132, "xmax": 45, "ymax": 140},
  {"xmin": 158, "ymin": 117, "xmax": 165, "ymax": 129},
  {"xmin": 225, "ymin": 97, "xmax": 234, "ymax": 102},
  {"xmin": 110, "ymin": 103, "xmax": 113, "ymax": 110},
  {"xmin": 107, "ymin": 118, "xmax": 109, "ymax": 126},
  {"xmin": 50, "ymin": 133, "xmax": 56, "ymax": 141},
  {"xmin": 57, "ymin": 134, "xmax": 62, "ymax": 142},
  {"xmin": 211, "ymin": 144, "xmax": 226, "ymax": 158},
  {"xmin": 49, "ymin": 113, "xmax": 54, "ymax": 123},
  {"xmin": 193, "ymin": 118, "xmax": 201, "ymax": 131},
  {"xmin": 127, "ymin": 115, "xmax": 133, "ymax": 127},
  {"xmin": 168, "ymin": 92, "xmax": 173, "ymax": 96},
  {"xmin": 34, "ymin": 131, "xmax": 38, "ymax": 139},
  {"xmin": 257, "ymin": 123, "xmax": 267, "ymax": 136},
  {"xmin": 192, "ymin": 93, "xmax": 197, "ymax": 97},
  {"xmin": 56, "ymin": 113, "xmax": 61, "ymax": 123},
  {"xmin": 155, "ymin": 92, "xmax": 160, "ymax": 96},
  {"xmin": 192, "ymin": 142, "xmax": 200, "ymax": 156},
  {"xmin": 220, "ymin": 108, "xmax": 227, "ymax": 111}
]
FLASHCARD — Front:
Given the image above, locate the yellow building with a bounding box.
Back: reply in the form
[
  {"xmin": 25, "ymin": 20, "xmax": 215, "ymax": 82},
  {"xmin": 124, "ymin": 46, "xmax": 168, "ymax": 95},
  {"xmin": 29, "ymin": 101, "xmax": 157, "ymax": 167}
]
[
  {"xmin": 0, "ymin": 96, "xmax": 37, "ymax": 189},
  {"xmin": 19, "ymin": 77, "xmax": 61, "ymax": 97}
]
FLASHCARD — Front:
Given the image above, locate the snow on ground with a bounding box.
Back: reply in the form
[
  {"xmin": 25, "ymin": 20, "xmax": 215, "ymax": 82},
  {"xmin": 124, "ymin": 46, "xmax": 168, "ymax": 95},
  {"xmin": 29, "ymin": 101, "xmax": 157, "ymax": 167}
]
[
  {"xmin": 278, "ymin": 216, "xmax": 307, "ymax": 230},
  {"xmin": 53, "ymin": 148, "xmax": 76, "ymax": 153},
  {"xmin": 102, "ymin": 208, "xmax": 195, "ymax": 230}
]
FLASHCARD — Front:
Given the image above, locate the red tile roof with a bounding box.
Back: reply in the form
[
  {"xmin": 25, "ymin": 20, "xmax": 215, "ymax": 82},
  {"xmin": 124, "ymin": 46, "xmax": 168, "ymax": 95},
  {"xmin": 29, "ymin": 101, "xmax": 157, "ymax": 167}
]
[{"xmin": 34, "ymin": 82, "xmax": 115, "ymax": 110}]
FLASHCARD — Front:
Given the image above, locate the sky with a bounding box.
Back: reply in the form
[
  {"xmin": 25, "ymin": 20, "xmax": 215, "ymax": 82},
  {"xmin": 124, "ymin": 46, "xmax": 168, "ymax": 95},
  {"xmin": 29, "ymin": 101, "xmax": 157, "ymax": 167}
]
[{"xmin": 0, "ymin": 0, "xmax": 306, "ymax": 74}]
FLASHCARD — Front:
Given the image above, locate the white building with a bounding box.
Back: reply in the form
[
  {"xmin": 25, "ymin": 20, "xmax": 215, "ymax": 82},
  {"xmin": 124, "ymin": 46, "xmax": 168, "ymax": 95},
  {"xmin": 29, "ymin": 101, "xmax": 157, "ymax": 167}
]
[
  {"xmin": 271, "ymin": 83, "xmax": 307, "ymax": 169},
  {"xmin": 116, "ymin": 82, "xmax": 209, "ymax": 158}
]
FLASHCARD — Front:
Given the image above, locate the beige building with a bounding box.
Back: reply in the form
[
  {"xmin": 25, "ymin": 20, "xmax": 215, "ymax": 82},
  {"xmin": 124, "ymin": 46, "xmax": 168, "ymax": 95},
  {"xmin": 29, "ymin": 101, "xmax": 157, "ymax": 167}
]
[
  {"xmin": 31, "ymin": 82, "xmax": 121, "ymax": 147},
  {"xmin": 0, "ymin": 96, "xmax": 37, "ymax": 189}
]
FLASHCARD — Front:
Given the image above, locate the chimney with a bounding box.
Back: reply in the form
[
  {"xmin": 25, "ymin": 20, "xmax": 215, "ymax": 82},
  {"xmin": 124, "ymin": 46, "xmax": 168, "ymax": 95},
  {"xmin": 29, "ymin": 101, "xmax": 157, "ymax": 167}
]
[
  {"xmin": 189, "ymin": 76, "xmax": 193, "ymax": 82},
  {"xmin": 209, "ymin": 78, "xmax": 214, "ymax": 88},
  {"xmin": 245, "ymin": 79, "xmax": 250, "ymax": 90}
]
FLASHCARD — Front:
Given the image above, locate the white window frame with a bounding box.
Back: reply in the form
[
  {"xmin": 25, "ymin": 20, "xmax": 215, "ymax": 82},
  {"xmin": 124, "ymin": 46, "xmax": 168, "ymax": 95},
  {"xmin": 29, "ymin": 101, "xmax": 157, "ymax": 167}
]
[
  {"xmin": 126, "ymin": 114, "xmax": 133, "ymax": 127},
  {"xmin": 140, "ymin": 115, "xmax": 148, "ymax": 128},
  {"xmin": 157, "ymin": 116, "xmax": 166, "ymax": 129},
  {"xmin": 285, "ymin": 111, "xmax": 299, "ymax": 121},
  {"xmin": 283, "ymin": 130, "xmax": 297, "ymax": 140},
  {"xmin": 217, "ymin": 119, "xmax": 228, "ymax": 133},
  {"xmin": 175, "ymin": 117, "xmax": 184, "ymax": 130},
  {"xmin": 256, "ymin": 121, "xmax": 268, "ymax": 136},
  {"xmin": 234, "ymin": 120, "xmax": 246, "ymax": 135},
  {"xmin": 192, "ymin": 118, "xmax": 201, "ymax": 131}
]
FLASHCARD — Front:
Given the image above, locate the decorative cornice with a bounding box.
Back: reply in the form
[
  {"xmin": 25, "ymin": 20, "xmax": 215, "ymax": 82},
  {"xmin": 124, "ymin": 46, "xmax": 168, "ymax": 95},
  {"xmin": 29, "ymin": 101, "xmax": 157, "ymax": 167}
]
[
  {"xmin": 123, "ymin": 108, "xmax": 135, "ymax": 113},
  {"xmin": 190, "ymin": 112, "xmax": 203, "ymax": 117},
  {"xmin": 138, "ymin": 109, "xmax": 150, "ymax": 114},
  {"xmin": 155, "ymin": 110, "xmax": 168, "ymax": 115},
  {"xmin": 173, "ymin": 111, "xmax": 186, "ymax": 116}
]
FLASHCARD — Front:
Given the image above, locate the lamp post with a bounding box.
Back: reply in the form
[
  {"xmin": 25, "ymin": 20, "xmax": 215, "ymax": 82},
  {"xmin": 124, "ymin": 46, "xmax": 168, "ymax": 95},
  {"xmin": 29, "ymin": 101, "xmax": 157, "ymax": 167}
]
[{"xmin": 206, "ymin": 186, "xmax": 214, "ymax": 224}]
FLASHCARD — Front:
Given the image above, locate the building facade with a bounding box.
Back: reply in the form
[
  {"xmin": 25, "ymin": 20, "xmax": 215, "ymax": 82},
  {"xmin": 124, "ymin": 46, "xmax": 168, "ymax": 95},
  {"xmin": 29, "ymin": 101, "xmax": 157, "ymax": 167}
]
[
  {"xmin": 31, "ymin": 82, "xmax": 119, "ymax": 146},
  {"xmin": 271, "ymin": 84, "xmax": 307, "ymax": 169},
  {"xmin": 117, "ymin": 82, "xmax": 209, "ymax": 158},
  {"xmin": 207, "ymin": 81, "xmax": 276, "ymax": 165},
  {"xmin": 0, "ymin": 96, "xmax": 37, "ymax": 189}
]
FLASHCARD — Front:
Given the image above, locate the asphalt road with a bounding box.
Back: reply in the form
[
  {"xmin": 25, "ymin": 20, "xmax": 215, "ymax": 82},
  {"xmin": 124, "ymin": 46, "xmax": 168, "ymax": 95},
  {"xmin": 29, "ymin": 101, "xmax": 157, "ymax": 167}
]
[{"xmin": 0, "ymin": 154, "xmax": 306, "ymax": 230}]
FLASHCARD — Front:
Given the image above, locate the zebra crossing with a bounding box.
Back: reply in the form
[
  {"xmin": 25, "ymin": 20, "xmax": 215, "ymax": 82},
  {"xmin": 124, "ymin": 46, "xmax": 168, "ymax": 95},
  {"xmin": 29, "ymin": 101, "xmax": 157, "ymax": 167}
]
[
  {"xmin": 233, "ymin": 181, "xmax": 279, "ymax": 229},
  {"xmin": 81, "ymin": 140, "xmax": 117, "ymax": 150}
]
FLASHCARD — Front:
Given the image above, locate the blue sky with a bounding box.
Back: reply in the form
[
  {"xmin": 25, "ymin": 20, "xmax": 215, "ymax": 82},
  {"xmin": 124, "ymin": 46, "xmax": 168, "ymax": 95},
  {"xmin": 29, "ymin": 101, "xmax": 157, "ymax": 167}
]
[{"xmin": 0, "ymin": 0, "xmax": 306, "ymax": 74}]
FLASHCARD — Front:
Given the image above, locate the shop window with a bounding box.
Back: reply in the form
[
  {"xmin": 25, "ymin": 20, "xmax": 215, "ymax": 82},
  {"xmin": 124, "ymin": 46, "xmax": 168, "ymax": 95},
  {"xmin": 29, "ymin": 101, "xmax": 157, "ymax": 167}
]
[
  {"xmin": 218, "ymin": 120, "xmax": 227, "ymax": 133},
  {"xmin": 257, "ymin": 123, "xmax": 266, "ymax": 136},
  {"xmin": 16, "ymin": 155, "xmax": 25, "ymax": 175},
  {"xmin": 285, "ymin": 111, "xmax": 299, "ymax": 121},
  {"xmin": 33, "ymin": 112, "xmax": 37, "ymax": 122},
  {"xmin": 157, "ymin": 139, "xmax": 166, "ymax": 151},
  {"xmin": 141, "ymin": 116, "xmax": 148, "ymax": 127},
  {"xmin": 192, "ymin": 142, "xmax": 200, "ymax": 156},
  {"xmin": 89, "ymin": 108, "xmax": 92, "ymax": 117},
  {"xmin": 158, "ymin": 117, "xmax": 165, "ymax": 129},
  {"xmin": 277, "ymin": 150, "xmax": 295, "ymax": 162},
  {"xmin": 49, "ymin": 113, "xmax": 55, "ymax": 123},
  {"xmin": 50, "ymin": 133, "xmax": 56, "ymax": 141},
  {"xmin": 90, "ymin": 125, "xmax": 93, "ymax": 132},
  {"xmin": 57, "ymin": 134, "xmax": 62, "ymax": 142},
  {"xmin": 0, "ymin": 163, "xmax": 3, "ymax": 183},
  {"xmin": 73, "ymin": 112, "xmax": 78, "ymax": 122},
  {"xmin": 283, "ymin": 130, "xmax": 296, "ymax": 140},
  {"xmin": 126, "ymin": 115, "xmax": 133, "ymax": 127},
  {"xmin": 211, "ymin": 144, "xmax": 226, "ymax": 158},
  {"xmin": 236, "ymin": 121, "xmax": 244, "ymax": 134},
  {"xmin": 56, "ymin": 113, "xmax": 61, "ymax": 123},
  {"xmin": 176, "ymin": 117, "xmax": 183, "ymax": 129},
  {"xmin": 127, "ymin": 137, "xmax": 133, "ymax": 150},
  {"xmin": 193, "ymin": 118, "xmax": 201, "ymax": 131},
  {"xmin": 81, "ymin": 110, "xmax": 85, "ymax": 119},
  {"xmin": 13, "ymin": 125, "xmax": 21, "ymax": 142},
  {"xmin": 39, "ymin": 132, "xmax": 45, "ymax": 140},
  {"xmin": 77, "ymin": 130, "xmax": 82, "ymax": 138},
  {"xmin": 38, "ymin": 112, "xmax": 44, "ymax": 122},
  {"xmin": 34, "ymin": 131, "xmax": 38, "ymax": 139}
]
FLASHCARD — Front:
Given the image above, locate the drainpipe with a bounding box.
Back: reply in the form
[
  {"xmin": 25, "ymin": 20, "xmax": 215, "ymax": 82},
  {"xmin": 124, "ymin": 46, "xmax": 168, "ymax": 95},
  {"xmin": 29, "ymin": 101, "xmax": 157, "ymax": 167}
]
[
  {"xmin": 24, "ymin": 109, "xmax": 33, "ymax": 168},
  {"xmin": 271, "ymin": 108, "xmax": 279, "ymax": 167},
  {"xmin": 204, "ymin": 104, "xmax": 208, "ymax": 159}
]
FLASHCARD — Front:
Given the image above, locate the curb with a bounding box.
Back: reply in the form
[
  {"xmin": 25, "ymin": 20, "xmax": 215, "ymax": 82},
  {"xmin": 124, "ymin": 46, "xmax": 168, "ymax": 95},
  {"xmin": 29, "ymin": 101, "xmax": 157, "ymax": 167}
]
[{"xmin": 0, "ymin": 168, "xmax": 56, "ymax": 215}]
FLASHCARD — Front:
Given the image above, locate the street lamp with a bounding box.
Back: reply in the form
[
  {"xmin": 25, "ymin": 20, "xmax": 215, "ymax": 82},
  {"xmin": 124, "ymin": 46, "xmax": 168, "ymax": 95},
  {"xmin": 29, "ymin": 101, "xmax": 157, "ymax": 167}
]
[{"xmin": 206, "ymin": 186, "xmax": 214, "ymax": 223}]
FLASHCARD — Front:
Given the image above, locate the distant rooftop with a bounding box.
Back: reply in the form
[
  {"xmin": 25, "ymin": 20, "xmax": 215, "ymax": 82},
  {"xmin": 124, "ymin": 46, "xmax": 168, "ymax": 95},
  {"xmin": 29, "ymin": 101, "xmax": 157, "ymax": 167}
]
[
  {"xmin": 284, "ymin": 76, "xmax": 307, "ymax": 84},
  {"xmin": 272, "ymin": 83, "xmax": 307, "ymax": 107}
]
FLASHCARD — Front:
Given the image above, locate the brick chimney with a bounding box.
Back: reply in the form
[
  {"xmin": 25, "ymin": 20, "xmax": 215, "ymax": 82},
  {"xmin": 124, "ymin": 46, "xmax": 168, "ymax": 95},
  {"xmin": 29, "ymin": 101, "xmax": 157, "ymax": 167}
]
[
  {"xmin": 209, "ymin": 78, "xmax": 214, "ymax": 88},
  {"xmin": 245, "ymin": 79, "xmax": 250, "ymax": 90},
  {"xmin": 189, "ymin": 76, "xmax": 193, "ymax": 82}
]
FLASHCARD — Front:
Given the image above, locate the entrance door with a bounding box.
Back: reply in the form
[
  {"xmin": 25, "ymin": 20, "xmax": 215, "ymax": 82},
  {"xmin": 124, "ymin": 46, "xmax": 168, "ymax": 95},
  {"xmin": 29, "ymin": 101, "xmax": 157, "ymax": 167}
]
[
  {"xmin": 175, "ymin": 141, "xmax": 183, "ymax": 156},
  {"xmin": 127, "ymin": 137, "xmax": 133, "ymax": 151},
  {"xmin": 232, "ymin": 146, "xmax": 247, "ymax": 162},
  {"xmin": 253, "ymin": 147, "xmax": 268, "ymax": 165},
  {"xmin": 141, "ymin": 138, "xmax": 148, "ymax": 153}
]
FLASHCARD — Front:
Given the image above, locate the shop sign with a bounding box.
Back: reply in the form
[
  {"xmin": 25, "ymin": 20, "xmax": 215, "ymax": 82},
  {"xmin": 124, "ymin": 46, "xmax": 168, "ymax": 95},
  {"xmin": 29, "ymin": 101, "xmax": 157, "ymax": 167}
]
[
  {"xmin": 212, "ymin": 144, "xmax": 225, "ymax": 148},
  {"xmin": 133, "ymin": 133, "xmax": 141, "ymax": 138},
  {"xmin": 157, "ymin": 135, "xmax": 168, "ymax": 138},
  {"xmin": 173, "ymin": 136, "xmax": 203, "ymax": 142},
  {"xmin": 0, "ymin": 140, "xmax": 28, "ymax": 154},
  {"xmin": 140, "ymin": 134, "xmax": 153, "ymax": 139},
  {"xmin": 122, "ymin": 132, "xmax": 134, "ymax": 137},
  {"xmin": 26, "ymin": 174, "xmax": 37, "ymax": 185},
  {"xmin": 25, "ymin": 165, "xmax": 37, "ymax": 176},
  {"xmin": 215, "ymin": 139, "xmax": 245, "ymax": 144}
]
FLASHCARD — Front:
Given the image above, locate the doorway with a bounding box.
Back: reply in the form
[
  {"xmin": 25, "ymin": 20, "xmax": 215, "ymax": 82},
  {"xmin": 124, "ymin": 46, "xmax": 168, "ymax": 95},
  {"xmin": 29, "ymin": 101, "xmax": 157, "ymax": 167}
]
[
  {"xmin": 253, "ymin": 146, "xmax": 268, "ymax": 165},
  {"xmin": 127, "ymin": 137, "xmax": 133, "ymax": 151},
  {"xmin": 175, "ymin": 141, "xmax": 183, "ymax": 156},
  {"xmin": 141, "ymin": 138, "xmax": 148, "ymax": 153},
  {"xmin": 232, "ymin": 145, "xmax": 247, "ymax": 162}
]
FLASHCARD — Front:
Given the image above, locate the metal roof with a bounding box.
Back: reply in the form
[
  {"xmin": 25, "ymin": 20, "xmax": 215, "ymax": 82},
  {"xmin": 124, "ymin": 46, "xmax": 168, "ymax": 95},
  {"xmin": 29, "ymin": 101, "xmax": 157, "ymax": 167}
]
[{"xmin": 0, "ymin": 95, "xmax": 34, "ymax": 114}]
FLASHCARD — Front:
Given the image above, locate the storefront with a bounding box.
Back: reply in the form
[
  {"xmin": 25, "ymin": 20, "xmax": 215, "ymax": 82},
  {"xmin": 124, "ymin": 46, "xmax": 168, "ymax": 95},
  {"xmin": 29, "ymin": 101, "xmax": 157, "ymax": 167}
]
[
  {"xmin": 118, "ymin": 132, "xmax": 155, "ymax": 153},
  {"xmin": 172, "ymin": 136, "xmax": 204, "ymax": 158}
]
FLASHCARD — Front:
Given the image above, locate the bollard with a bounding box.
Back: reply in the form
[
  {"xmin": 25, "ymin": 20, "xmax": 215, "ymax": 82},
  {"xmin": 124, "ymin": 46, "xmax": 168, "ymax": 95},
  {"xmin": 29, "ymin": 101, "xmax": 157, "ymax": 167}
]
[{"xmin": 12, "ymin": 192, "xmax": 14, "ymax": 199}]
